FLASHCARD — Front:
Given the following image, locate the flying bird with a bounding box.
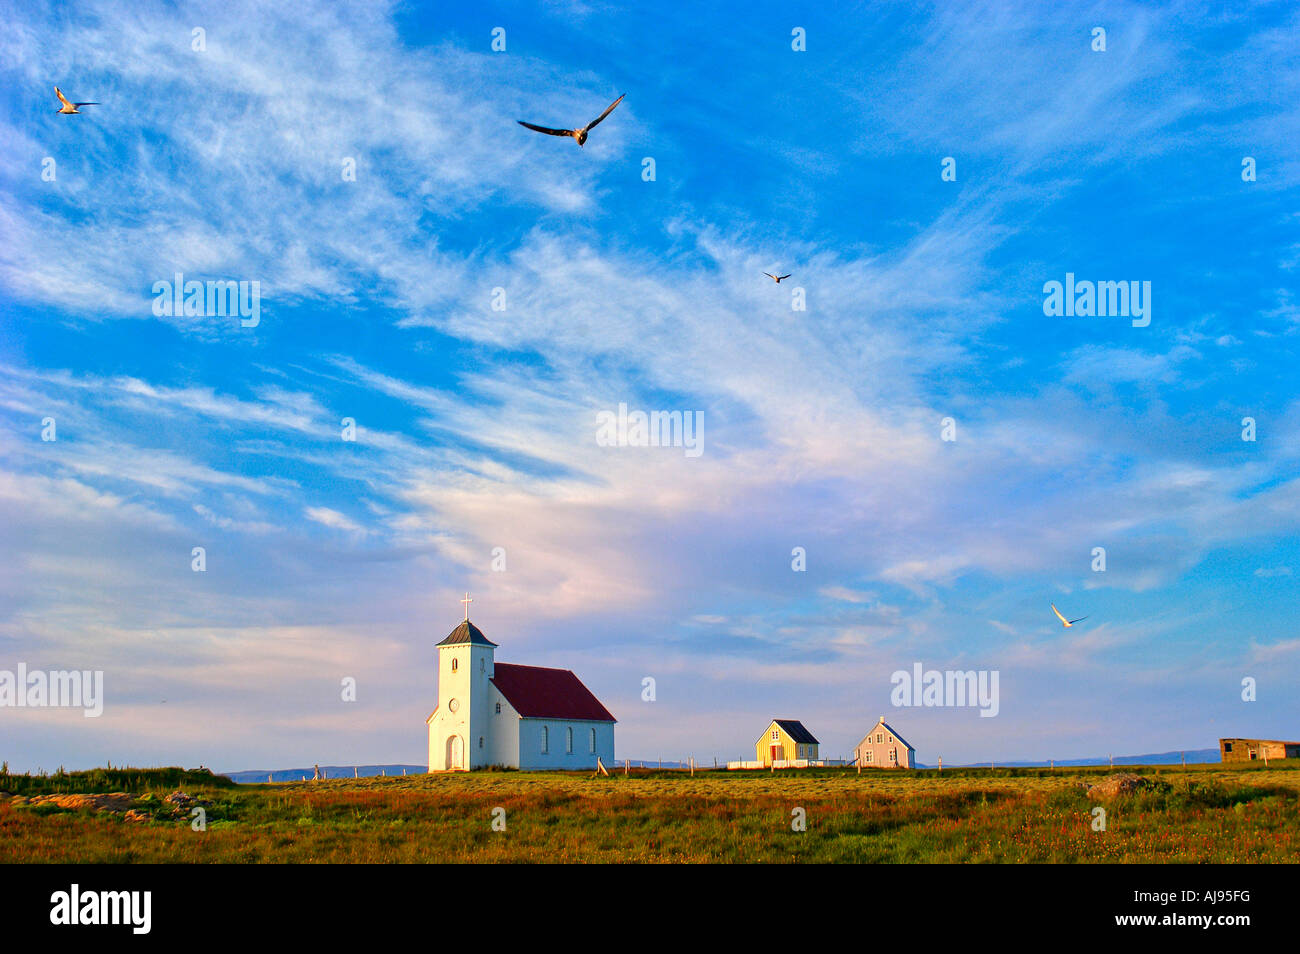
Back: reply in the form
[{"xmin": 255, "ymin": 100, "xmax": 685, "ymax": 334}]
[
  {"xmin": 1051, "ymin": 603, "xmax": 1088, "ymax": 628},
  {"xmin": 764, "ymin": 272, "xmax": 792, "ymax": 283},
  {"xmin": 54, "ymin": 86, "xmax": 98, "ymax": 114},
  {"xmin": 518, "ymin": 93, "xmax": 624, "ymax": 147}
]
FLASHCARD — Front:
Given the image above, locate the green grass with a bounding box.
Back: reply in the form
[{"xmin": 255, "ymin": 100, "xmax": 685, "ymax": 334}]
[
  {"xmin": 2, "ymin": 762, "xmax": 1298, "ymax": 863},
  {"xmin": 0, "ymin": 765, "xmax": 235, "ymax": 798}
]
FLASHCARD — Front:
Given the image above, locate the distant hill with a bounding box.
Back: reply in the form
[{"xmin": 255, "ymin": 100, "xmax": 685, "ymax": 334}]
[
  {"xmin": 921, "ymin": 748, "xmax": 1221, "ymax": 769},
  {"xmin": 222, "ymin": 764, "xmax": 425, "ymax": 783}
]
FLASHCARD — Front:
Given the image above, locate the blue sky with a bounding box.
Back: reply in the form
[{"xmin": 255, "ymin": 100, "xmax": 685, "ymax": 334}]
[{"xmin": 1, "ymin": 0, "xmax": 1298, "ymax": 772}]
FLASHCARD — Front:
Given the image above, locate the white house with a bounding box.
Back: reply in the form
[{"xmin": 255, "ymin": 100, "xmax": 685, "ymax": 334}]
[
  {"xmin": 854, "ymin": 717, "xmax": 916, "ymax": 769},
  {"xmin": 426, "ymin": 617, "xmax": 616, "ymax": 771}
]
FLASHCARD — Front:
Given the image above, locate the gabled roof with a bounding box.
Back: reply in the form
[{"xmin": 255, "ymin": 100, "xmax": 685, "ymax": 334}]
[
  {"xmin": 436, "ymin": 620, "xmax": 498, "ymax": 647},
  {"xmin": 765, "ymin": 719, "xmax": 819, "ymax": 745},
  {"xmin": 490, "ymin": 663, "xmax": 616, "ymax": 722},
  {"xmin": 857, "ymin": 719, "xmax": 914, "ymax": 752}
]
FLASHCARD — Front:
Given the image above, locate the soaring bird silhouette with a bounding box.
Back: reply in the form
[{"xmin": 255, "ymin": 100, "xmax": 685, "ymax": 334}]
[
  {"xmin": 518, "ymin": 94, "xmax": 624, "ymax": 147},
  {"xmin": 54, "ymin": 87, "xmax": 98, "ymax": 114},
  {"xmin": 1051, "ymin": 603, "xmax": 1088, "ymax": 628},
  {"xmin": 764, "ymin": 272, "xmax": 792, "ymax": 283}
]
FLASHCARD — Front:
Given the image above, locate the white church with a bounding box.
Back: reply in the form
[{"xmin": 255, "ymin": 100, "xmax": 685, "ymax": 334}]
[{"xmin": 426, "ymin": 608, "xmax": 617, "ymax": 771}]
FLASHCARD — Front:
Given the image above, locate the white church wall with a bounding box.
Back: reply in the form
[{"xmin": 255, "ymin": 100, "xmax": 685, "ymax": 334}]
[
  {"xmin": 429, "ymin": 642, "xmax": 494, "ymax": 771},
  {"xmin": 517, "ymin": 719, "xmax": 614, "ymax": 771},
  {"xmin": 484, "ymin": 686, "xmax": 521, "ymax": 768},
  {"xmin": 428, "ymin": 709, "xmax": 468, "ymax": 771}
]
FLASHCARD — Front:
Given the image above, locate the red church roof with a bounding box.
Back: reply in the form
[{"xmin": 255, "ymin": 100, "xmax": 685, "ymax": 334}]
[{"xmin": 491, "ymin": 663, "xmax": 616, "ymax": 723}]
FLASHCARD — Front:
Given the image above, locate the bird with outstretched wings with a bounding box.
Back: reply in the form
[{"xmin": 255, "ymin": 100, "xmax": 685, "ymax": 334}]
[
  {"xmin": 518, "ymin": 94, "xmax": 625, "ymax": 146},
  {"xmin": 764, "ymin": 272, "xmax": 792, "ymax": 283},
  {"xmin": 54, "ymin": 86, "xmax": 98, "ymax": 114},
  {"xmin": 1051, "ymin": 603, "xmax": 1088, "ymax": 628}
]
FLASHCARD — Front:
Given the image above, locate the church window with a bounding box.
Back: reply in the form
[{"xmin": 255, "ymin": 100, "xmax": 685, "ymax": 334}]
[
  {"xmin": 495, "ymin": 703, "xmax": 501, "ymax": 714},
  {"xmin": 865, "ymin": 751, "xmax": 873, "ymax": 763},
  {"xmin": 590, "ymin": 728, "xmax": 597, "ymax": 753},
  {"xmin": 451, "ymin": 658, "xmax": 458, "ymax": 672},
  {"xmin": 876, "ymin": 733, "xmax": 882, "ymax": 743},
  {"xmin": 480, "ymin": 658, "xmax": 485, "ymax": 672},
  {"xmin": 479, "ymin": 737, "xmax": 484, "ymax": 749},
  {"xmin": 566, "ymin": 726, "xmax": 573, "ymax": 753},
  {"xmin": 541, "ymin": 726, "xmax": 549, "ymax": 753}
]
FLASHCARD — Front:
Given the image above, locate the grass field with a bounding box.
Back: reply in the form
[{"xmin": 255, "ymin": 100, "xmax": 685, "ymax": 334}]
[{"xmin": 3, "ymin": 762, "xmax": 1298, "ymax": 863}]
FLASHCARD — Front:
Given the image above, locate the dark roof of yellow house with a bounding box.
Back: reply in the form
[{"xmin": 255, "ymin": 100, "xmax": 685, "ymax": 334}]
[{"xmin": 772, "ymin": 719, "xmax": 819, "ymax": 745}]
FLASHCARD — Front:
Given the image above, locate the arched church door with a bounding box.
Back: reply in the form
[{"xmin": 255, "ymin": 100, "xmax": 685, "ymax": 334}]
[{"xmin": 447, "ymin": 735, "xmax": 463, "ymax": 770}]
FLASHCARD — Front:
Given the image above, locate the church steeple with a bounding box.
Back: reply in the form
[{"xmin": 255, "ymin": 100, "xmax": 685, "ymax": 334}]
[{"xmin": 437, "ymin": 619, "xmax": 498, "ymax": 647}]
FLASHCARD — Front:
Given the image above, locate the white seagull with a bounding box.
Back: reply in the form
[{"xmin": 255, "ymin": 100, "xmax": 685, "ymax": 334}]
[
  {"xmin": 1051, "ymin": 603, "xmax": 1088, "ymax": 628},
  {"xmin": 54, "ymin": 86, "xmax": 98, "ymax": 114},
  {"xmin": 518, "ymin": 94, "xmax": 625, "ymax": 147}
]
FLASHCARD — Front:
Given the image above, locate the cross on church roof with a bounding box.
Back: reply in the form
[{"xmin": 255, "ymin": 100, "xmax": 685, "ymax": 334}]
[{"xmin": 461, "ymin": 593, "xmax": 473, "ymax": 621}]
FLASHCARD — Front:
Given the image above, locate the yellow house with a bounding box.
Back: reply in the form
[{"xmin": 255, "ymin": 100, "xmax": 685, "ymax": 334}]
[{"xmin": 755, "ymin": 719, "xmax": 820, "ymax": 766}]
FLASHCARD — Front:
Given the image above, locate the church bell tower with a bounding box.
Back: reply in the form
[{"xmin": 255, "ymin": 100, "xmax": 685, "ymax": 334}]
[{"xmin": 431, "ymin": 595, "xmax": 497, "ymax": 770}]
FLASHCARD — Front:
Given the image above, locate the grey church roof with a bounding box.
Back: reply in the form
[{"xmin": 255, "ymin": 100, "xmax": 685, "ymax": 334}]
[{"xmin": 436, "ymin": 619, "xmax": 499, "ymax": 647}]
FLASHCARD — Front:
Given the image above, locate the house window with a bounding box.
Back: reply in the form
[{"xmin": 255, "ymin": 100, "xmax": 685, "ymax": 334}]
[
  {"xmin": 877, "ymin": 733, "xmax": 883, "ymax": 743},
  {"xmin": 1224, "ymin": 743, "xmax": 1233, "ymax": 752},
  {"xmin": 771, "ymin": 729, "xmax": 779, "ymax": 741},
  {"xmin": 566, "ymin": 727, "xmax": 573, "ymax": 753},
  {"xmin": 451, "ymin": 658, "xmax": 458, "ymax": 672},
  {"xmin": 479, "ymin": 737, "xmax": 484, "ymax": 749},
  {"xmin": 590, "ymin": 728, "xmax": 597, "ymax": 753},
  {"xmin": 541, "ymin": 726, "xmax": 549, "ymax": 753},
  {"xmin": 495, "ymin": 703, "xmax": 501, "ymax": 714},
  {"xmin": 480, "ymin": 658, "xmax": 485, "ymax": 672}
]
